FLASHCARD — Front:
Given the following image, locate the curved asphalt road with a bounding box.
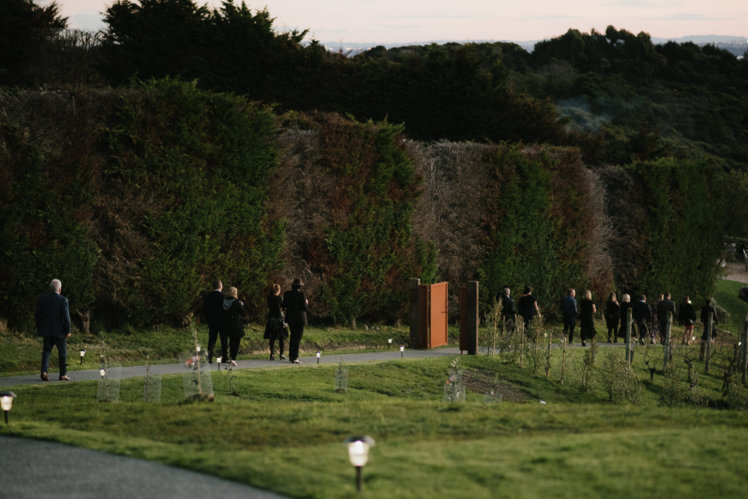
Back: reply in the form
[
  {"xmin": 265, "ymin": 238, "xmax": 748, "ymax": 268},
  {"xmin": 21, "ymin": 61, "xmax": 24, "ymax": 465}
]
[{"xmin": 0, "ymin": 435, "xmax": 284, "ymax": 498}]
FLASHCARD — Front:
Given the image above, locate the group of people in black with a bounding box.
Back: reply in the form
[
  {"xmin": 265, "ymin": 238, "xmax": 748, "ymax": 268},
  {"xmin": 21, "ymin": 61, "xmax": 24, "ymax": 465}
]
[
  {"xmin": 499, "ymin": 285, "xmax": 719, "ymax": 348},
  {"xmin": 604, "ymin": 292, "xmax": 718, "ymax": 347},
  {"xmin": 202, "ymin": 278, "xmax": 308, "ymax": 365}
]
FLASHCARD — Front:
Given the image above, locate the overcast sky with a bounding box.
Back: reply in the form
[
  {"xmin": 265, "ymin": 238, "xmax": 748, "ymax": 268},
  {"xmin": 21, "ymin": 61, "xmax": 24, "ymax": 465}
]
[{"xmin": 44, "ymin": 0, "xmax": 748, "ymax": 44}]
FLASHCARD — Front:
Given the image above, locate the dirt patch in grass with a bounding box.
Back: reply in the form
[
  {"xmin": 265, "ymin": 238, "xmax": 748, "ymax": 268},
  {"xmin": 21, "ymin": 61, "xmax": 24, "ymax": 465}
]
[{"xmin": 463, "ymin": 368, "xmax": 531, "ymax": 402}]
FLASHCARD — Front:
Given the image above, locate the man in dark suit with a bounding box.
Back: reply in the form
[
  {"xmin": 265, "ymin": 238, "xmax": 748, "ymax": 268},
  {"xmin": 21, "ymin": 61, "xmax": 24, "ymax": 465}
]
[
  {"xmin": 560, "ymin": 288, "xmax": 578, "ymax": 344},
  {"xmin": 202, "ymin": 279, "xmax": 224, "ymax": 363},
  {"xmin": 282, "ymin": 278, "xmax": 308, "ymax": 364},
  {"xmin": 656, "ymin": 292, "xmax": 676, "ymax": 344},
  {"xmin": 35, "ymin": 279, "xmax": 72, "ymax": 381},
  {"xmin": 500, "ymin": 287, "xmax": 516, "ymax": 335},
  {"xmin": 633, "ymin": 294, "xmax": 653, "ymax": 344}
]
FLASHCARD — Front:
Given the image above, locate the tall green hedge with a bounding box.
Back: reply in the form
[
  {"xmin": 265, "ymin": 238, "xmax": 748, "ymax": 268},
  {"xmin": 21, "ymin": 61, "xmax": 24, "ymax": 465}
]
[
  {"xmin": 0, "ymin": 80, "xmax": 281, "ymax": 330},
  {"xmin": 310, "ymin": 115, "xmax": 426, "ymax": 325},
  {"xmin": 603, "ymin": 157, "xmax": 727, "ymax": 302},
  {"xmin": 0, "ymin": 119, "xmax": 99, "ymax": 328},
  {"xmin": 477, "ymin": 145, "xmax": 594, "ymax": 315}
]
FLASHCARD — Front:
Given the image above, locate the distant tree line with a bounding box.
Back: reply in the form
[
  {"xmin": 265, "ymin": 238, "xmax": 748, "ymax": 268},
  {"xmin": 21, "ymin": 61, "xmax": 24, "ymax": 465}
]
[{"xmin": 4, "ymin": 1, "xmax": 747, "ymax": 169}]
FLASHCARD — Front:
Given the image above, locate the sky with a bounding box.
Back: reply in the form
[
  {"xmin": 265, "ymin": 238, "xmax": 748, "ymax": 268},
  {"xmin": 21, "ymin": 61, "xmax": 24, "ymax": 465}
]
[{"xmin": 42, "ymin": 0, "xmax": 748, "ymax": 45}]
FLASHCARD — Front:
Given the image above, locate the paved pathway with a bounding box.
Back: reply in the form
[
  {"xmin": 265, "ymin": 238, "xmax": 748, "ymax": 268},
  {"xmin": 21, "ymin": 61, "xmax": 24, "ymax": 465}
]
[
  {"xmin": 0, "ymin": 435, "xmax": 285, "ymax": 499},
  {"xmin": 0, "ymin": 347, "xmax": 464, "ymax": 388}
]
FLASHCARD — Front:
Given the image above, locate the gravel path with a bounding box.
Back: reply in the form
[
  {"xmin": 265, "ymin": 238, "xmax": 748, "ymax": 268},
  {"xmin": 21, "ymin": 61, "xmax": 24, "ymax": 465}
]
[{"xmin": 724, "ymin": 261, "xmax": 748, "ymax": 284}]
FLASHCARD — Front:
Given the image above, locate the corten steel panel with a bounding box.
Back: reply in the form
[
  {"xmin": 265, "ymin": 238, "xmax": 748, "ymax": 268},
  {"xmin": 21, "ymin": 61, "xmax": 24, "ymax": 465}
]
[
  {"xmin": 459, "ymin": 285, "xmax": 467, "ymax": 351},
  {"xmin": 429, "ymin": 282, "xmax": 448, "ymax": 348},
  {"xmin": 418, "ymin": 285, "xmax": 429, "ymax": 348}
]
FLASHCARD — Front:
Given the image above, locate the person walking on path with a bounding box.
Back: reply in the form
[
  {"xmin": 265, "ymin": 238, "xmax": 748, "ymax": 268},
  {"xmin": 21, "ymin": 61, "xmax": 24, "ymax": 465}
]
[
  {"xmin": 699, "ymin": 298, "xmax": 718, "ymax": 359},
  {"xmin": 578, "ymin": 290, "xmax": 597, "ymax": 346},
  {"xmin": 633, "ymin": 294, "xmax": 653, "ymax": 344},
  {"xmin": 517, "ymin": 286, "xmax": 540, "ymax": 330},
  {"xmin": 605, "ymin": 293, "xmax": 620, "ymax": 343},
  {"xmin": 264, "ymin": 283, "xmax": 288, "ymax": 360},
  {"xmin": 282, "ymin": 278, "xmax": 308, "ymax": 364},
  {"xmin": 203, "ymin": 279, "xmax": 224, "ymax": 364},
  {"xmin": 560, "ymin": 288, "xmax": 578, "ymax": 344},
  {"xmin": 656, "ymin": 292, "xmax": 676, "ymax": 345},
  {"xmin": 678, "ymin": 296, "xmax": 696, "ymax": 345},
  {"xmin": 35, "ymin": 279, "xmax": 72, "ymax": 381},
  {"xmin": 220, "ymin": 286, "xmax": 249, "ymax": 366},
  {"xmin": 500, "ymin": 287, "xmax": 517, "ymax": 335},
  {"xmin": 618, "ymin": 293, "xmax": 632, "ymax": 341}
]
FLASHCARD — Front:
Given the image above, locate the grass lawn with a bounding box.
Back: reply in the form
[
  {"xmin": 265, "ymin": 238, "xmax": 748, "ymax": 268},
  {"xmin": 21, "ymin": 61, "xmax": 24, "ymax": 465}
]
[
  {"xmin": 713, "ymin": 279, "xmax": 748, "ymax": 334},
  {"xmin": 2, "ymin": 278, "xmax": 747, "ymax": 497},
  {"xmin": 2, "ymin": 347, "xmax": 747, "ymax": 498}
]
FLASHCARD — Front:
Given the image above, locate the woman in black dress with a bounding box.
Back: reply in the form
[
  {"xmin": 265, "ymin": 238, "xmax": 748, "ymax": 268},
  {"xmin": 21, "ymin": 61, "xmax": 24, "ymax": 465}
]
[
  {"xmin": 605, "ymin": 292, "xmax": 620, "ymax": 343},
  {"xmin": 579, "ymin": 290, "xmax": 597, "ymax": 346},
  {"xmin": 220, "ymin": 286, "xmax": 248, "ymax": 366},
  {"xmin": 264, "ymin": 283, "xmax": 287, "ymax": 360}
]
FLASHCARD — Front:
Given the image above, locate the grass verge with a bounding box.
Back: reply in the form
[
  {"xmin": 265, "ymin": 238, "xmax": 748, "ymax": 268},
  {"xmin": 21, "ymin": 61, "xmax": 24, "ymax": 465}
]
[{"xmin": 2, "ymin": 351, "xmax": 747, "ymax": 498}]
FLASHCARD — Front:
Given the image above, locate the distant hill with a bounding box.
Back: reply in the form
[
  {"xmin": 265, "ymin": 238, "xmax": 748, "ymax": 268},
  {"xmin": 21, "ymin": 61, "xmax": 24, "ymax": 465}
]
[
  {"xmin": 324, "ymin": 35, "xmax": 747, "ymax": 58},
  {"xmin": 652, "ymin": 35, "xmax": 748, "ymax": 58}
]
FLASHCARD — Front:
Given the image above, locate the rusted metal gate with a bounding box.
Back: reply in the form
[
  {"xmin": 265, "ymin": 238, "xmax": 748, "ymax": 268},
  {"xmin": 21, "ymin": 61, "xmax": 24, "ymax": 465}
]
[
  {"xmin": 459, "ymin": 281, "xmax": 479, "ymax": 354},
  {"xmin": 418, "ymin": 282, "xmax": 448, "ymax": 348}
]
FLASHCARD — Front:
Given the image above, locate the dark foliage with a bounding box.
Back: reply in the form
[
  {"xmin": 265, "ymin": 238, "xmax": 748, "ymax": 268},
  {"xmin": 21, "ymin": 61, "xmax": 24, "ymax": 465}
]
[{"xmin": 0, "ymin": 0, "xmax": 67, "ymax": 86}]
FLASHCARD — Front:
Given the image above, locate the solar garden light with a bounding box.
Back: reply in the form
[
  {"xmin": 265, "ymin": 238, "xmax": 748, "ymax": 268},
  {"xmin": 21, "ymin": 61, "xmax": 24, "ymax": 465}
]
[
  {"xmin": 217, "ymin": 356, "xmax": 222, "ymax": 371},
  {"xmin": 345, "ymin": 435, "xmax": 375, "ymax": 492},
  {"xmin": 99, "ymin": 368, "xmax": 106, "ymax": 379},
  {"xmin": 400, "ymin": 345, "xmax": 405, "ymax": 358},
  {"xmin": 316, "ymin": 351, "xmax": 321, "ymax": 364},
  {"xmin": 1, "ymin": 391, "xmax": 17, "ymax": 424},
  {"xmin": 387, "ymin": 338, "xmax": 392, "ymax": 349},
  {"xmin": 79, "ymin": 348, "xmax": 86, "ymax": 365}
]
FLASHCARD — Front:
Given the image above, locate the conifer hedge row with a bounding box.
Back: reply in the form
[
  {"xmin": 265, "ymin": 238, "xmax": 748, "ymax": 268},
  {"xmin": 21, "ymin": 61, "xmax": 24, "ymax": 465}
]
[{"xmin": 0, "ymin": 81, "xmax": 732, "ymax": 331}]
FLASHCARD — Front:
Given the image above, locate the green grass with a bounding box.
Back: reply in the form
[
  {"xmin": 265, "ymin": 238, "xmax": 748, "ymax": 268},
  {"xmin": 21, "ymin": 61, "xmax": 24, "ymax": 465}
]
[
  {"xmin": 713, "ymin": 279, "xmax": 748, "ymax": 334},
  {"xmin": 2, "ymin": 347, "xmax": 747, "ymax": 498},
  {"xmin": 2, "ymin": 288, "xmax": 747, "ymax": 497}
]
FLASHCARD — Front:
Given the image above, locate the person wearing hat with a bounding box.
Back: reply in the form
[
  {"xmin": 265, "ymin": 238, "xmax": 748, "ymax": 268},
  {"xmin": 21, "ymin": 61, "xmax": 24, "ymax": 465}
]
[{"xmin": 282, "ymin": 278, "xmax": 308, "ymax": 364}]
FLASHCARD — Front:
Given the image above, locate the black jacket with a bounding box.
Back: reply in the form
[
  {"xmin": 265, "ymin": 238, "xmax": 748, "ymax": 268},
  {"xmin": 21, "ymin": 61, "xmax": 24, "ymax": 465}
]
[
  {"xmin": 35, "ymin": 292, "xmax": 71, "ymax": 339},
  {"xmin": 221, "ymin": 297, "xmax": 248, "ymax": 338},
  {"xmin": 203, "ymin": 290, "xmax": 224, "ymax": 328},
  {"xmin": 282, "ymin": 288, "xmax": 307, "ymax": 327}
]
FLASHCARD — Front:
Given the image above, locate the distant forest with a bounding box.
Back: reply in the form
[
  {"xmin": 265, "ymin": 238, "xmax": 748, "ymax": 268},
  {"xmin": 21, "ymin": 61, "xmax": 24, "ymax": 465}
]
[
  {"xmin": 3, "ymin": 0, "xmax": 747, "ymax": 172},
  {"xmin": 1, "ymin": 0, "xmax": 747, "ymax": 330}
]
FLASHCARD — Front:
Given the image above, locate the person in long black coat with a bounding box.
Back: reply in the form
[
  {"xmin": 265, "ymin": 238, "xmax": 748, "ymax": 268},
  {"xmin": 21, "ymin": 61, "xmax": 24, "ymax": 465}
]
[
  {"xmin": 618, "ymin": 293, "xmax": 632, "ymax": 340},
  {"xmin": 656, "ymin": 292, "xmax": 676, "ymax": 344},
  {"xmin": 633, "ymin": 294, "xmax": 653, "ymax": 344},
  {"xmin": 578, "ymin": 290, "xmax": 597, "ymax": 346},
  {"xmin": 35, "ymin": 278, "xmax": 72, "ymax": 381},
  {"xmin": 264, "ymin": 283, "xmax": 288, "ymax": 360},
  {"xmin": 699, "ymin": 298, "xmax": 719, "ymax": 360},
  {"xmin": 220, "ymin": 286, "xmax": 248, "ymax": 366},
  {"xmin": 202, "ymin": 279, "xmax": 224, "ymax": 364},
  {"xmin": 605, "ymin": 292, "xmax": 620, "ymax": 343},
  {"xmin": 517, "ymin": 286, "xmax": 540, "ymax": 329},
  {"xmin": 282, "ymin": 278, "xmax": 308, "ymax": 364},
  {"xmin": 500, "ymin": 287, "xmax": 517, "ymax": 335}
]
